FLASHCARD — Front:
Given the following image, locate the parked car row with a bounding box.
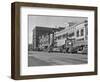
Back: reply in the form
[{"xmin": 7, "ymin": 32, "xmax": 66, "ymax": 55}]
[
  {"xmin": 47, "ymin": 45, "xmax": 88, "ymax": 54},
  {"xmin": 32, "ymin": 45, "xmax": 87, "ymax": 54}
]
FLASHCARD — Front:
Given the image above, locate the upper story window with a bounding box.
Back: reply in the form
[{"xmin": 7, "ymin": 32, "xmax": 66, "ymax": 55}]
[
  {"xmin": 63, "ymin": 34, "xmax": 66, "ymax": 38},
  {"xmin": 68, "ymin": 32, "xmax": 74, "ymax": 37},
  {"xmin": 77, "ymin": 30, "xmax": 79, "ymax": 37},
  {"xmin": 81, "ymin": 29, "xmax": 84, "ymax": 36},
  {"xmin": 58, "ymin": 36, "xmax": 61, "ymax": 40}
]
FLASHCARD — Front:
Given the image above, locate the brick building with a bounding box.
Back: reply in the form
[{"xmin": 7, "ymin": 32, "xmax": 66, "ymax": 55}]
[{"xmin": 32, "ymin": 26, "xmax": 63, "ymax": 50}]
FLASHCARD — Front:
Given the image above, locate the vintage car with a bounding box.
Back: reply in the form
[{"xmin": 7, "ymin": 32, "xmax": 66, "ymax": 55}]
[{"xmin": 77, "ymin": 45, "xmax": 88, "ymax": 54}]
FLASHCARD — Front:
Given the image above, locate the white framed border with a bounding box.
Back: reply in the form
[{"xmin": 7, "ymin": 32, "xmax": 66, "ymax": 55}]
[{"xmin": 20, "ymin": 6, "xmax": 95, "ymax": 75}]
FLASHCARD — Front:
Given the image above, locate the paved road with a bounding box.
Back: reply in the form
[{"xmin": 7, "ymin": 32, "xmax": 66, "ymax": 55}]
[
  {"xmin": 28, "ymin": 51, "xmax": 88, "ymax": 66},
  {"xmin": 28, "ymin": 56, "xmax": 53, "ymax": 66}
]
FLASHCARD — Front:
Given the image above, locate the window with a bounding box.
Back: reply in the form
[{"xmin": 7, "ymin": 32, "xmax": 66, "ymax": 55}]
[
  {"xmin": 81, "ymin": 29, "xmax": 84, "ymax": 36},
  {"xmin": 77, "ymin": 30, "xmax": 79, "ymax": 37},
  {"xmin": 77, "ymin": 38, "xmax": 84, "ymax": 41},
  {"xmin": 68, "ymin": 32, "xmax": 74, "ymax": 37},
  {"xmin": 63, "ymin": 34, "xmax": 66, "ymax": 38},
  {"xmin": 58, "ymin": 36, "xmax": 60, "ymax": 40}
]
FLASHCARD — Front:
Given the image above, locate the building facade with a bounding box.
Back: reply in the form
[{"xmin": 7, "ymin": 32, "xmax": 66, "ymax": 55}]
[
  {"xmin": 38, "ymin": 33, "xmax": 50, "ymax": 50},
  {"xmin": 54, "ymin": 20, "xmax": 88, "ymax": 53},
  {"xmin": 32, "ymin": 26, "xmax": 61, "ymax": 50},
  {"xmin": 54, "ymin": 23, "xmax": 77, "ymax": 47},
  {"xmin": 73, "ymin": 20, "xmax": 88, "ymax": 47}
]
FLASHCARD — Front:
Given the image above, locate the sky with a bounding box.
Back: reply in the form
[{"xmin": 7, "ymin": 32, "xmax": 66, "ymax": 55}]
[{"xmin": 28, "ymin": 15, "xmax": 87, "ymax": 44}]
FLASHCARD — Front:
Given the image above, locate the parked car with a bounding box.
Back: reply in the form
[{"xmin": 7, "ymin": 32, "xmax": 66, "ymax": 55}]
[
  {"xmin": 52, "ymin": 47, "xmax": 61, "ymax": 52},
  {"xmin": 48, "ymin": 47, "xmax": 61, "ymax": 52},
  {"xmin": 60, "ymin": 48, "xmax": 67, "ymax": 53},
  {"xmin": 77, "ymin": 46, "xmax": 88, "ymax": 54},
  {"xmin": 62, "ymin": 49, "xmax": 67, "ymax": 53},
  {"xmin": 68, "ymin": 47, "xmax": 77, "ymax": 53}
]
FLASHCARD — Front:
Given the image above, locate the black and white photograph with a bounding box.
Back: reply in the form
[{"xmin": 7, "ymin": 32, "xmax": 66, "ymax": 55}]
[
  {"xmin": 11, "ymin": 2, "xmax": 97, "ymax": 79},
  {"xmin": 28, "ymin": 15, "xmax": 88, "ymax": 67}
]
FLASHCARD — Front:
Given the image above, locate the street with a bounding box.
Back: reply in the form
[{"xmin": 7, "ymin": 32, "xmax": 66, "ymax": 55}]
[{"xmin": 28, "ymin": 51, "xmax": 88, "ymax": 66}]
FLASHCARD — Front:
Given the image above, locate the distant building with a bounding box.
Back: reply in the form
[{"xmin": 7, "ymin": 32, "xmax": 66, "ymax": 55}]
[
  {"xmin": 28, "ymin": 44, "xmax": 33, "ymax": 51},
  {"xmin": 32, "ymin": 26, "xmax": 63, "ymax": 50}
]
